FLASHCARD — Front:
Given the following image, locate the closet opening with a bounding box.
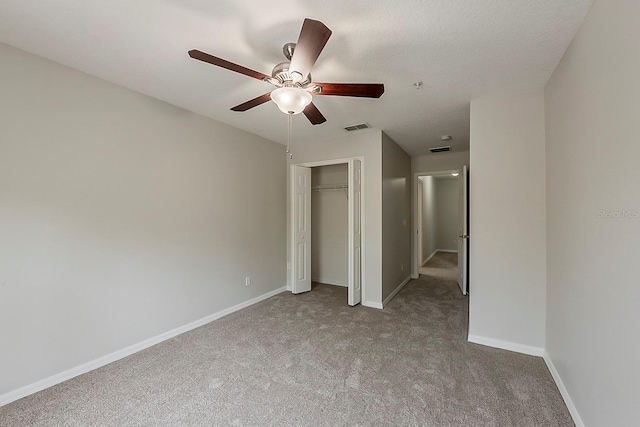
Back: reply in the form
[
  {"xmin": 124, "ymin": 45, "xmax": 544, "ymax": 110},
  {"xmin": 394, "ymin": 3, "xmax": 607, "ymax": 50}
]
[
  {"xmin": 290, "ymin": 158, "xmax": 363, "ymax": 306},
  {"xmin": 311, "ymin": 164, "xmax": 349, "ymax": 291}
]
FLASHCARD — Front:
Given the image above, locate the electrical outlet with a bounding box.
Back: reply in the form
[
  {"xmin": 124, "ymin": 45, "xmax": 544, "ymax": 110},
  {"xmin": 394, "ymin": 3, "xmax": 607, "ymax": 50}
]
[{"xmin": 245, "ymin": 276, "xmax": 251, "ymax": 286}]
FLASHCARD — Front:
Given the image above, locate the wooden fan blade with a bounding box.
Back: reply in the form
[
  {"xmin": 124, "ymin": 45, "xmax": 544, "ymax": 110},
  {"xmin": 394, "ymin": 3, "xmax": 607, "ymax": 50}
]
[
  {"xmin": 314, "ymin": 83, "xmax": 385, "ymax": 98},
  {"xmin": 230, "ymin": 93, "xmax": 272, "ymax": 112},
  {"xmin": 188, "ymin": 50, "xmax": 270, "ymax": 81},
  {"xmin": 303, "ymin": 102, "xmax": 327, "ymax": 125},
  {"xmin": 289, "ymin": 19, "xmax": 332, "ymax": 81}
]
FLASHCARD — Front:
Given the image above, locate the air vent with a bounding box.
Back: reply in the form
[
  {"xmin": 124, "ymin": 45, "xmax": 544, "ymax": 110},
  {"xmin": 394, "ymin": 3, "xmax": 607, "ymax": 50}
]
[
  {"xmin": 429, "ymin": 146, "xmax": 451, "ymax": 153},
  {"xmin": 344, "ymin": 123, "xmax": 371, "ymax": 132}
]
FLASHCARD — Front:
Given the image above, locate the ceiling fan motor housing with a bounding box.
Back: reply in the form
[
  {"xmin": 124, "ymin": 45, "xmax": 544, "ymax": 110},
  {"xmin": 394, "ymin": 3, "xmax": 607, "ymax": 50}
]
[{"xmin": 272, "ymin": 61, "xmax": 311, "ymax": 87}]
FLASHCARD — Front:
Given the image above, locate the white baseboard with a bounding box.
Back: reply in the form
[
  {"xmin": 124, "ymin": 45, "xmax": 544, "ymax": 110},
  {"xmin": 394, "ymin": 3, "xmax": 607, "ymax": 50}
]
[
  {"xmin": 436, "ymin": 249, "xmax": 458, "ymax": 253},
  {"xmin": 543, "ymin": 351, "xmax": 584, "ymax": 427},
  {"xmin": 421, "ymin": 250, "xmax": 438, "ymax": 266},
  {"xmin": 362, "ymin": 301, "xmax": 383, "ymax": 309},
  {"xmin": 466, "ymin": 337, "xmax": 582, "ymax": 426},
  {"xmin": 467, "ymin": 334, "xmax": 544, "ymax": 357},
  {"xmin": 382, "ymin": 275, "xmax": 412, "ymax": 307},
  {"xmin": 311, "ymin": 278, "xmax": 347, "ymax": 287},
  {"xmin": 0, "ymin": 286, "xmax": 287, "ymax": 407}
]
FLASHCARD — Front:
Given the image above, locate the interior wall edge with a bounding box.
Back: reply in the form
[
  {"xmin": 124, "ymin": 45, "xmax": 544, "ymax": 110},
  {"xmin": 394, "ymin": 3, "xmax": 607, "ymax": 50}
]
[
  {"xmin": 362, "ymin": 301, "xmax": 384, "ymax": 310},
  {"xmin": 467, "ymin": 334, "xmax": 544, "ymax": 357},
  {"xmin": 382, "ymin": 275, "xmax": 411, "ymax": 308},
  {"xmin": 311, "ymin": 278, "xmax": 347, "ymax": 287},
  {"xmin": 0, "ymin": 286, "xmax": 287, "ymax": 407},
  {"xmin": 422, "ymin": 250, "xmax": 438, "ymax": 266},
  {"xmin": 542, "ymin": 351, "xmax": 585, "ymax": 427}
]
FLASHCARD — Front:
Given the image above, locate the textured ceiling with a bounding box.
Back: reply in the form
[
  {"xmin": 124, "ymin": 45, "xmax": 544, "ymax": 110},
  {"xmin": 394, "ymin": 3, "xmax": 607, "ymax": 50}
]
[{"xmin": 0, "ymin": 0, "xmax": 593, "ymax": 156}]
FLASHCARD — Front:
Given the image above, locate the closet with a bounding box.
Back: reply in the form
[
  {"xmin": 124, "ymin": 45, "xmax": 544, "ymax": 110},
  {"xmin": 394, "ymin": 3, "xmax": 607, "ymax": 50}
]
[{"xmin": 311, "ymin": 164, "xmax": 349, "ymax": 287}]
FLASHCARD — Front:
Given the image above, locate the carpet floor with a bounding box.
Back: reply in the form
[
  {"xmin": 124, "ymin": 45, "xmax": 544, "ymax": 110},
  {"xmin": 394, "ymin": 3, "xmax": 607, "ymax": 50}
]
[
  {"xmin": 419, "ymin": 251, "xmax": 459, "ymax": 280},
  {"xmin": 0, "ymin": 253, "xmax": 573, "ymax": 426}
]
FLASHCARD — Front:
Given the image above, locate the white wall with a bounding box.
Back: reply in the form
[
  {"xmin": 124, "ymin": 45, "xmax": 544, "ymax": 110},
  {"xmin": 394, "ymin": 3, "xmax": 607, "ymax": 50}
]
[
  {"xmin": 311, "ymin": 164, "xmax": 348, "ymax": 286},
  {"xmin": 381, "ymin": 133, "xmax": 411, "ymax": 302},
  {"xmin": 435, "ymin": 178, "xmax": 459, "ymax": 252},
  {"xmin": 287, "ymin": 130, "xmax": 382, "ymax": 307},
  {"xmin": 544, "ymin": 0, "xmax": 640, "ymax": 425},
  {"xmin": 420, "ymin": 176, "xmax": 437, "ymax": 263},
  {"xmin": 0, "ymin": 43, "xmax": 286, "ymax": 397},
  {"xmin": 469, "ymin": 90, "xmax": 547, "ymax": 351},
  {"xmin": 412, "ymin": 150, "xmax": 469, "ymax": 174}
]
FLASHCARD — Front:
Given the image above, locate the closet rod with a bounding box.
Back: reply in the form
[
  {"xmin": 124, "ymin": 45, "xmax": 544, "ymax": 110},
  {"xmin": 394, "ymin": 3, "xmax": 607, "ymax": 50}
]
[{"xmin": 312, "ymin": 184, "xmax": 348, "ymax": 192}]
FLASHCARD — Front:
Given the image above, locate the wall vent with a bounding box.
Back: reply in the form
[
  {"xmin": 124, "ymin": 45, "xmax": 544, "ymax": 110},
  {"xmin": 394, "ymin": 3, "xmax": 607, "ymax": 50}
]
[
  {"xmin": 344, "ymin": 123, "xmax": 371, "ymax": 131},
  {"xmin": 429, "ymin": 146, "xmax": 451, "ymax": 153}
]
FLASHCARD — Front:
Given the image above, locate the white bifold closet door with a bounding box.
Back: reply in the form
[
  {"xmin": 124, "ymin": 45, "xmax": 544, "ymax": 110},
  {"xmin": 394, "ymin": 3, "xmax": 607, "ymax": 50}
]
[
  {"xmin": 292, "ymin": 165, "xmax": 311, "ymax": 294},
  {"xmin": 348, "ymin": 159, "xmax": 362, "ymax": 306}
]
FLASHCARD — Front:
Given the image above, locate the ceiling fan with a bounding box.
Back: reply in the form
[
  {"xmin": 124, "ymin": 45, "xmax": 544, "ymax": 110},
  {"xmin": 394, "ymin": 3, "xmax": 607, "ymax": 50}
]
[{"xmin": 188, "ymin": 18, "xmax": 385, "ymax": 125}]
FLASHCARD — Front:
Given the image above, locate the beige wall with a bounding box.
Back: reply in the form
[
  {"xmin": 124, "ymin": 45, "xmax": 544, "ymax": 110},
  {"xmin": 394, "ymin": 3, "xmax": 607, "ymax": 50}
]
[
  {"xmin": 0, "ymin": 43, "xmax": 286, "ymax": 397},
  {"xmin": 311, "ymin": 164, "xmax": 348, "ymax": 286},
  {"xmin": 435, "ymin": 178, "xmax": 459, "ymax": 252},
  {"xmin": 469, "ymin": 90, "xmax": 547, "ymax": 351},
  {"xmin": 412, "ymin": 150, "xmax": 469, "ymax": 174},
  {"xmin": 420, "ymin": 176, "xmax": 437, "ymax": 263},
  {"xmin": 544, "ymin": 0, "xmax": 640, "ymax": 425},
  {"xmin": 287, "ymin": 130, "xmax": 383, "ymax": 306},
  {"xmin": 419, "ymin": 176, "xmax": 459, "ymax": 263},
  {"xmin": 381, "ymin": 133, "xmax": 412, "ymax": 303}
]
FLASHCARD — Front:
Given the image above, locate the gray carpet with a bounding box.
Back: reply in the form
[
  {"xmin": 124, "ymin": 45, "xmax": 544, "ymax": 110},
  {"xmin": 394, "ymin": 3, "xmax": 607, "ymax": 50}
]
[
  {"xmin": 0, "ymin": 252, "xmax": 573, "ymax": 426},
  {"xmin": 419, "ymin": 251, "xmax": 459, "ymax": 279}
]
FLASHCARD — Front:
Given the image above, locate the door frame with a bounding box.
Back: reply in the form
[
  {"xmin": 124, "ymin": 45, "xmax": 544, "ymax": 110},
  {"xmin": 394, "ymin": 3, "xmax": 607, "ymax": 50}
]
[
  {"xmin": 288, "ymin": 156, "xmax": 366, "ymax": 303},
  {"xmin": 416, "ymin": 178, "xmax": 423, "ymax": 269},
  {"xmin": 411, "ymin": 169, "xmax": 460, "ymax": 279}
]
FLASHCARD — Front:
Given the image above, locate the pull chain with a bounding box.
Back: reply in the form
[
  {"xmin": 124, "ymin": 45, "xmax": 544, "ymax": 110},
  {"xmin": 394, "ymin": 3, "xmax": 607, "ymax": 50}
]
[{"xmin": 286, "ymin": 113, "xmax": 293, "ymax": 159}]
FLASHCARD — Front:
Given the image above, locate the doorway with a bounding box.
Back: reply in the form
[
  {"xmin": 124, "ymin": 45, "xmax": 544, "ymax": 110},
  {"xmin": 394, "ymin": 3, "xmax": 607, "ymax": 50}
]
[
  {"xmin": 413, "ymin": 167, "xmax": 469, "ymax": 295},
  {"xmin": 290, "ymin": 158, "xmax": 364, "ymax": 306}
]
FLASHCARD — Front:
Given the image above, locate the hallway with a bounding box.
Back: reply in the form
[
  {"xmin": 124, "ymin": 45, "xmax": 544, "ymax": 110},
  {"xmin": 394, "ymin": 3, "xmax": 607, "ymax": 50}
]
[{"xmin": 419, "ymin": 251, "xmax": 458, "ymax": 280}]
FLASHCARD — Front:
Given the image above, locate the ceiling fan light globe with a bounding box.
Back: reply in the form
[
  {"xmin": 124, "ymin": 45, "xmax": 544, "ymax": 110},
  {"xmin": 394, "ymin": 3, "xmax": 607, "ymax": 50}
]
[{"xmin": 270, "ymin": 87, "xmax": 312, "ymax": 115}]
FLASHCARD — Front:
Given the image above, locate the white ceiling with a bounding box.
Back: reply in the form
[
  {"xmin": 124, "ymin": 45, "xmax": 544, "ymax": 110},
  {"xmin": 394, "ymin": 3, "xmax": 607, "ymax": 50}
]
[{"xmin": 0, "ymin": 0, "xmax": 593, "ymax": 156}]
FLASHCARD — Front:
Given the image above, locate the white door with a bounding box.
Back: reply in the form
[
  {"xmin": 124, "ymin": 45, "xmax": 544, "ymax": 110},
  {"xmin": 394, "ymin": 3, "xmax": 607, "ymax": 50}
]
[
  {"xmin": 292, "ymin": 165, "xmax": 311, "ymax": 294},
  {"xmin": 348, "ymin": 159, "xmax": 362, "ymax": 306},
  {"xmin": 457, "ymin": 165, "xmax": 469, "ymax": 295}
]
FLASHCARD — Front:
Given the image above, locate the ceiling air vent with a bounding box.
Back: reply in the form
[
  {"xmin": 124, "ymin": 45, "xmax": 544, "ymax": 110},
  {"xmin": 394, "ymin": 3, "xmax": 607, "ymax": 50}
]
[
  {"xmin": 429, "ymin": 146, "xmax": 451, "ymax": 153},
  {"xmin": 344, "ymin": 123, "xmax": 371, "ymax": 132}
]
